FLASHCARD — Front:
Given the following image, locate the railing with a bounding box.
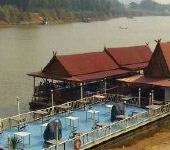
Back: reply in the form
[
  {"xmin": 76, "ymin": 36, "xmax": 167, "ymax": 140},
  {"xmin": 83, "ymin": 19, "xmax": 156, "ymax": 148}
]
[
  {"xmin": 105, "ymin": 93, "xmax": 140, "ymax": 107},
  {"xmin": 45, "ymin": 102, "xmax": 170, "ymax": 150},
  {"xmin": 1, "ymin": 93, "xmax": 109, "ymax": 130},
  {"xmin": 2, "ymin": 92, "xmax": 170, "ymax": 150}
]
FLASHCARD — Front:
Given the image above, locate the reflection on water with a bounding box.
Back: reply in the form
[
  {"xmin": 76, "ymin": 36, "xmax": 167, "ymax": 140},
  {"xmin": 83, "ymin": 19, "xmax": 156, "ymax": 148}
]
[{"xmin": 0, "ymin": 16, "xmax": 170, "ymax": 117}]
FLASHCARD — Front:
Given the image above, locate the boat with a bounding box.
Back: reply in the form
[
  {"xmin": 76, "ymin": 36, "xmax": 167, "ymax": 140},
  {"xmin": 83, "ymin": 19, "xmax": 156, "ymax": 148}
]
[
  {"xmin": 82, "ymin": 17, "xmax": 91, "ymax": 23},
  {"xmin": 119, "ymin": 25, "xmax": 128, "ymax": 29},
  {"xmin": 42, "ymin": 17, "xmax": 49, "ymax": 25}
]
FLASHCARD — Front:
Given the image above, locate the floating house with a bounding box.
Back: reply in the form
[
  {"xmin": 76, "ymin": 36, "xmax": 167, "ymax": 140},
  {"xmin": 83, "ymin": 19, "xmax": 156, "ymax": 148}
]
[
  {"xmin": 27, "ymin": 45, "xmax": 152, "ymax": 109},
  {"xmin": 118, "ymin": 41, "xmax": 170, "ymax": 106},
  {"xmin": 4, "ymin": 42, "xmax": 170, "ymax": 150}
]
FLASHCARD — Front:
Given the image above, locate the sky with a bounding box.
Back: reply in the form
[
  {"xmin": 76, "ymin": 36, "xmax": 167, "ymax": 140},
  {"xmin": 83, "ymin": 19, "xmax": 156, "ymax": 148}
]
[
  {"xmin": 154, "ymin": 0, "xmax": 170, "ymax": 4},
  {"xmin": 119, "ymin": 0, "xmax": 170, "ymax": 4}
]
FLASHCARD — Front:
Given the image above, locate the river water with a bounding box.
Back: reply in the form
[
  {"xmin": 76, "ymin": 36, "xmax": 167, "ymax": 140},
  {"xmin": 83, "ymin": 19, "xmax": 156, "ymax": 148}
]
[{"xmin": 0, "ymin": 16, "xmax": 170, "ymax": 117}]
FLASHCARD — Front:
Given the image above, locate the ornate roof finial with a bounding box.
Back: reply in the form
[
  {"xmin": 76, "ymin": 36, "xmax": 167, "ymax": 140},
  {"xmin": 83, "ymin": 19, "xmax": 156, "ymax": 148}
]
[
  {"xmin": 52, "ymin": 50, "xmax": 57, "ymax": 56},
  {"xmin": 154, "ymin": 39, "xmax": 162, "ymax": 43},
  {"xmin": 104, "ymin": 44, "xmax": 107, "ymax": 51},
  {"xmin": 145, "ymin": 42, "xmax": 149, "ymax": 46}
]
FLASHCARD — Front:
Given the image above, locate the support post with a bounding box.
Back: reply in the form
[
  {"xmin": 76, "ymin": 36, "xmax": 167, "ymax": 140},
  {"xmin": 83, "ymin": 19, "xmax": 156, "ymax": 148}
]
[
  {"xmin": 51, "ymin": 89, "xmax": 54, "ymax": 115},
  {"xmin": 151, "ymin": 90, "xmax": 154, "ymax": 105},
  {"xmin": 124, "ymin": 100, "xmax": 126, "ymax": 131},
  {"xmin": 80, "ymin": 82, "xmax": 83, "ymax": 99},
  {"xmin": 92, "ymin": 111, "xmax": 96, "ymax": 143},
  {"xmin": 138, "ymin": 88, "xmax": 141, "ymax": 107},
  {"xmin": 55, "ymin": 120, "xmax": 59, "ymax": 150},
  {"xmin": 17, "ymin": 96, "xmax": 20, "ymax": 118},
  {"xmin": 33, "ymin": 76, "xmax": 35, "ymax": 94},
  {"xmin": 149, "ymin": 93, "xmax": 152, "ymax": 106},
  {"xmin": 104, "ymin": 78, "xmax": 107, "ymax": 94},
  {"xmin": 149, "ymin": 93, "xmax": 152, "ymax": 121}
]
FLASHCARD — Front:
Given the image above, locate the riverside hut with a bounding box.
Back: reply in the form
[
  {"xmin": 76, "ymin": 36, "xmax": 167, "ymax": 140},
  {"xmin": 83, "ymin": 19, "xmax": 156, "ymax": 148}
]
[
  {"xmin": 118, "ymin": 41, "xmax": 170, "ymax": 106},
  {"xmin": 27, "ymin": 45, "xmax": 152, "ymax": 109}
]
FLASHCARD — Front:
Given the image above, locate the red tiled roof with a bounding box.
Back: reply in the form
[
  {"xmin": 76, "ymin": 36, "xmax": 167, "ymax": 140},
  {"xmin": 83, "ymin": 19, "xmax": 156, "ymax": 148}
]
[
  {"xmin": 28, "ymin": 69, "xmax": 129, "ymax": 82},
  {"xmin": 55, "ymin": 51, "xmax": 118, "ymax": 76},
  {"xmin": 28, "ymin": 51, "xmax": 129, "ymax": 82},
  {"xmin": 122, "ymin": 62, "xmax": 148, "ymax": 70},
  {"xmin": 118, "ymin": 75, "xmax": 170, "ymax": 87},
  {"xmin": 159, "ymin": 42, "xmax": 170, "ymax": 72},
  {"xmin": 105, "ymin": 45, "xmax": 152, "ymax": 69},
  {"xmin": 28, "ymin": 45, "xmax": 152, "ymax": 82},
  {"xmin": 69, "ymin": 69, "xmax": 129, "ymax": 82}
]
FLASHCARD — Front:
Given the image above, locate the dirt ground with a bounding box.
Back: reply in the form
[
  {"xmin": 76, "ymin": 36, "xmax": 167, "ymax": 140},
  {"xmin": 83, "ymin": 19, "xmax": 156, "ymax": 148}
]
[{"xmin": 106, "ymin": 122, "xmax": 170, "ymax": 150}]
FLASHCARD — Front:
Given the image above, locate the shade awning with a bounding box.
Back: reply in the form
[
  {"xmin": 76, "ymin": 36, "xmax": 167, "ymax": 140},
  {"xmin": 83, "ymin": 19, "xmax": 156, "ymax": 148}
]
[
  {"xmin": 28, "ymin": 69, "xmax": 129, "ymax": 82},
  {"xmin": 117, "ymin": 75, "xmax": 170, "ymax": 87}
]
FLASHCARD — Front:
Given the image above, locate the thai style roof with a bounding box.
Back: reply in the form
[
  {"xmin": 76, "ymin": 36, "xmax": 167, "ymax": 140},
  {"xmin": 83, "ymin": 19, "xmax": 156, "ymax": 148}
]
[
  {"xmin": 118, "ymin": 75, "xmax": 170, "ymax": 87},
  {"xmin": 105, "ymin": 45, "xmax": 152, "ymax": 71},
  {"xmin": 46, "ymin": 51, "xmax": 119, "ymax": 76},
  {"xmin": 28, "ymin": 51, "xmax": 129, "ymax": 82},
  {"xmin": 145, "ymin": 42, "xmax": 170, "ymax": 78},
  {"xmin": 118, "ymin": 41, "xmax": 170, "ymax": 87},
  {"xmin": 28, "ymin": 44, "xmax": 152, "ymax": 82}
]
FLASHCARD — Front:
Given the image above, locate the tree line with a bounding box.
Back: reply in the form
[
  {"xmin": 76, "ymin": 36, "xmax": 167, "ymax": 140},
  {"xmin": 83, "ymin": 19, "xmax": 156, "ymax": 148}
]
[
  {"xmin": 0, "ymin": 0, "xmax": 170, "ymax": 24},
  {"xmin": 130, "ymin": 0, "xmax": 170, "ymax": 13},
  {"xmin": 0, "ymin": 0, "xmax": 124, "ymax": 13}
]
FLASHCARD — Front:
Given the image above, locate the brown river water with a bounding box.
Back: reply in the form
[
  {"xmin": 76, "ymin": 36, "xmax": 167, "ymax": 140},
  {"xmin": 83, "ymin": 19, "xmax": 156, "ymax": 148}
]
[{"xmin": 1, "ymin": 16, "xmax": 170, "ymax": 118}]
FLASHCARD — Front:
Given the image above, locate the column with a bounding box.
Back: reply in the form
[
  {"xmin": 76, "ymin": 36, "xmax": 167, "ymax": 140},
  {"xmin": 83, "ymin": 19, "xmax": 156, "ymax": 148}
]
[
  {"xmin": 149, "ymin": 93, "xmax": 152, "ymax": 106},
  {"xmin": 149, "ymin": 93, "xmax": 152, "ymax": 121},
  {"xmin": 51, "ymin": 89, "xmax": 54, "ymax": 115},
  {"xmin": 33, "ymin": 76, "xmax": 35, "ymax": 94},
  {"xmin": 104, "ymin": 78, "xmax": 107, "ymax": 94},
  {"xmin": 92, "ymin": 111, "xmax": 96, "ymax": 143},
  {"xmin": 80, "ymin": 83, "xmax": 83, "ymax": 99},
  {"xmin": 123, "ymin": 100, "xmax": 126, "ymax": 131},
  {"xmin": 17, "ymin": 96, "xmax": 20, "ymax": 118},
  {"xmin": 138, "ymin": 88, "xmax": 141, "ymax": 107},
  {"xmin": 151, "ymin": 90, "xmax": 154, "ymax": 105}
]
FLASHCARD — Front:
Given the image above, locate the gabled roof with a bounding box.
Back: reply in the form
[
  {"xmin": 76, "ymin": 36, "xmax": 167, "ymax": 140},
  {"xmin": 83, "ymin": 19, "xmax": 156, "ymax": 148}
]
[
  {"xmin": 105, "ymin": 45, "xmax": 152, "ymax": 70},
  {"xmin": 28, "ymin": 51, "xmax": 129, "ymax": 82},
  {"xmin": 118, "ymin": 41, "xmax": 170, "ymax": 87},
  {"xmin": 118, "ymin": 75, "xmax": 170, "ymax": 87},
  {"xmin": 145, "ymin": 42, "xmax": 170, "ymax": 78},
  {"xmin": 43, "ymin": 51, "xmax": 119, "ymax": 76}
]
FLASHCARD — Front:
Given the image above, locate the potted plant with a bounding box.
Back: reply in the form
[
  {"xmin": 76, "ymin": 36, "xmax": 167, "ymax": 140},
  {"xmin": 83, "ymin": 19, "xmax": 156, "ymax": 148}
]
[{"xmin": 8, "ymin": 136, "xmax": 21, "ymax": 150}]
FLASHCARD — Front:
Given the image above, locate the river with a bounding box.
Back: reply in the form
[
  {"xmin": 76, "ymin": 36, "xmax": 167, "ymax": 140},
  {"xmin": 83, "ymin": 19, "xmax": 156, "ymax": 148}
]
[{"xmin": 0, "ymin": 16, "xmax": 170, "ymax": 117}]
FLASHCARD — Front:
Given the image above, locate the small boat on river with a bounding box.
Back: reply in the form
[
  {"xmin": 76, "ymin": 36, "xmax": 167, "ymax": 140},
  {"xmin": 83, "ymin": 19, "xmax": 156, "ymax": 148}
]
[{"xmin": 119, "ymin": 25, "xmax": 128, "ymax": 29}]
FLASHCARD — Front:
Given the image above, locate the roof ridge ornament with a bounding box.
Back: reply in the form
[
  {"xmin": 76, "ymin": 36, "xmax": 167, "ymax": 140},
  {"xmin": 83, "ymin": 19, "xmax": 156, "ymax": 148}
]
[
  {"xmin": 104, "ymin": 44, "xmax": 107, "ymax": 51},
  {"xmin": 154, "ymin": 39, "xmax": 162, "ymax": 43},
  {"xmin": 52, "ymin": 50, "xmax": 57, "ymax": 57},
  {"xmin": 145, "ymin": 42, "xmax": 149, "ymax": 46}
]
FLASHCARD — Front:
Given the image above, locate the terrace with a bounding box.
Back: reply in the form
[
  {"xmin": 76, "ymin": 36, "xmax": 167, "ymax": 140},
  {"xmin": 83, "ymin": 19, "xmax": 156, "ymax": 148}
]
[{"xmin": 1, "ymin": 93, "xmax": 169, "ymax": 150}]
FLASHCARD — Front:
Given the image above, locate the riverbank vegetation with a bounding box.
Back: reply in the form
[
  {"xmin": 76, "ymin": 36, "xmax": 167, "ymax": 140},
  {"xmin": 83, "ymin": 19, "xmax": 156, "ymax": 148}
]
[{"xmin": 0, "ymin": 0, "xmax": 170, "ymax": 25}]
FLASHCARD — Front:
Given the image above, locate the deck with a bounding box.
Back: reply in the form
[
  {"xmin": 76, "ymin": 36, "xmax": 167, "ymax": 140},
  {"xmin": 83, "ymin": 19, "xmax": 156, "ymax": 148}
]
[
  {"xmin": 0, "ymin": 94, "xmax": 169, "ymax": 150},
  {"xmin": 0, "ymin": 99, "xmax": 145, "ymax": 149}
]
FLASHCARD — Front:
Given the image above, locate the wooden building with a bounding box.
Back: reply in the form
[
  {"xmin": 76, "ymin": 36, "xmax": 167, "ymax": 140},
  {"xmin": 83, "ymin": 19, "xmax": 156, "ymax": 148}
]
[
  {"xmin": 118, "ymin": 41, "xmax": 170, "ymax": 105},
  {"xmin": 27, "ymin": 45, "xmax": 152, "ymax": 109}
]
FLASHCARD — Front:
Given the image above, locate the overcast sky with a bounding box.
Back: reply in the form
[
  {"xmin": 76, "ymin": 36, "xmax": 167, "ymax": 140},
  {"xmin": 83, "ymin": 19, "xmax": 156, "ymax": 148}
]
[
  {"xmin": 154, "ymin": 0, "xmax": 170, "ymax": 4},
  {"xmin": 119, "ymin": 0, "xmax": 170, "ymax": 4}
]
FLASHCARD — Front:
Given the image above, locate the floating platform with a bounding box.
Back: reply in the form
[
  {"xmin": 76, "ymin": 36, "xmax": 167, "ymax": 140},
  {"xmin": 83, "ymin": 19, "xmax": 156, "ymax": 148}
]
[{"xmin": 0, "ymin": 94, "xmax": 169, "ymax": 150}]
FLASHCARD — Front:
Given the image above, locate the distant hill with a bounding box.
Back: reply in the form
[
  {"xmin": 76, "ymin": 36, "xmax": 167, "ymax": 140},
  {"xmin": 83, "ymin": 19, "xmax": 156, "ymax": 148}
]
[{"xmin": 119, "ymin": 0, "xmax": 142, "ymax": 4}]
